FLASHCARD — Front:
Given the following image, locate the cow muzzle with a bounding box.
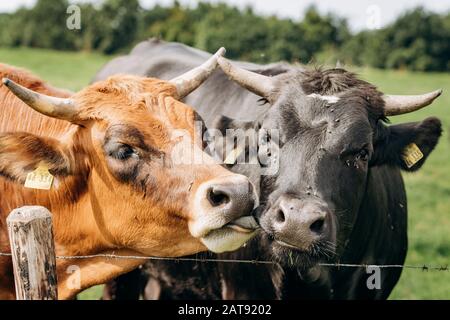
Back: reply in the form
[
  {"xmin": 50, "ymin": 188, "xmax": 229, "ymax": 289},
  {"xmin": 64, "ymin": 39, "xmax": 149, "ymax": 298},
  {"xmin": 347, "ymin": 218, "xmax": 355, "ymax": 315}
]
[
  {"xmin": 261, "ymin": 195, "xmax": 335, "ymax": 253},
  {"xmin": 190, "ymin": 174, "xmax": 259, "ymax": 253}
]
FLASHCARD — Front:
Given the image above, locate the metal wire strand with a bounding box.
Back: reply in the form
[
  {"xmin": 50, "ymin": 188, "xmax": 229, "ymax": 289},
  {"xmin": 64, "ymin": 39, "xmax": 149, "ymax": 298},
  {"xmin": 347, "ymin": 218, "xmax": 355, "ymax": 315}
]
[{"xmin": 0, "ymin": 251, "xmax": 448, "ymax": 271}]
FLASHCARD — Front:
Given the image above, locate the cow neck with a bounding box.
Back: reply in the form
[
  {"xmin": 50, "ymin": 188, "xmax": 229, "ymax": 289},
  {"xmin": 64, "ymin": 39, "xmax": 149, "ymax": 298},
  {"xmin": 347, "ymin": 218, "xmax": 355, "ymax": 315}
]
[
  {"xmin": 341, "ymin": 166, "xmax": 372, "ymax": 253},
  {"xmin": 45, "ymin": 192, "xmax": 146, "ymax": 300}
]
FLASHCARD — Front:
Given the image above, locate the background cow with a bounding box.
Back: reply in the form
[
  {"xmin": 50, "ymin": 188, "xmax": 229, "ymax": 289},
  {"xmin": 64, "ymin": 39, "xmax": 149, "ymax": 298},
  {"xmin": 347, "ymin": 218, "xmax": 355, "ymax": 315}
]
[
  {"xmin": 0, "ymin": 52, "xmax": 259, "ymax": 299},
  {"xmin": 95, "ymin": 39, "xmax": 443, "ymax": 299}
]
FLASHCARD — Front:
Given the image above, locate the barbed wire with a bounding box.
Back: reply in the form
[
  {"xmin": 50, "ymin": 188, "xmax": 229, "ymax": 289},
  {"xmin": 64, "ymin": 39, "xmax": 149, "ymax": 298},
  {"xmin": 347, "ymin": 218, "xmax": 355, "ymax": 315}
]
[{"xmin": 1, "ymin": 251, "xmax": 448, "ymax": 271}]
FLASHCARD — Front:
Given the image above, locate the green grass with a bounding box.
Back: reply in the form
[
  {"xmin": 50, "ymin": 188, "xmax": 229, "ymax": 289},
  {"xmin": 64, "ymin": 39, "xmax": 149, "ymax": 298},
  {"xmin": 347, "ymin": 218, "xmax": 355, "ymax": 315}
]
[
  {"xmin": 0, "ymin": 47, "xmax": 111, "ymax": 91},
  {"xmin": 0, "ymin": 47, "xmax": 448, "ymax": 300}
]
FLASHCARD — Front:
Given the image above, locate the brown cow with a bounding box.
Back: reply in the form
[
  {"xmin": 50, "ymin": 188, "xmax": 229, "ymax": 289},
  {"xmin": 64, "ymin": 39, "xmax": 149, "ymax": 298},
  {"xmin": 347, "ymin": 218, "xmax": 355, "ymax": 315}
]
[{"xmin": 0, "ymin": 53, "xmax": 258, "ymax": 299}]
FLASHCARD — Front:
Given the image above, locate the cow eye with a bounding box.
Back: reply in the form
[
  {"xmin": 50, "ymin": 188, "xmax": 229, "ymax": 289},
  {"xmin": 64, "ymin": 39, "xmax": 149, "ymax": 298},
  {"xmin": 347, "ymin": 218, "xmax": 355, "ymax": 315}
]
[
  {"xmin": 259, "ymin": 129, "xmax": 271, "ymax": 145},
  {"xmin": 356, "ymin": 148, "xmax": 369, "ymax": 161},
  {"xmin": 258, "ymin": 129, "xmax": 277, "ymax": 168},
  {"xmin": 110, "ymin": 144, "xmax": 137, "ymax": 160}
]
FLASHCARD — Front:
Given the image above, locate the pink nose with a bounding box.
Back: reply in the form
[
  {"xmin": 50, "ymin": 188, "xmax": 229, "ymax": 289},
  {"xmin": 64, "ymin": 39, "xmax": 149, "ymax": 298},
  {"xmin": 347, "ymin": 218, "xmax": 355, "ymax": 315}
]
[
  {"xmin": 190, "ymin": 174, "xmax": 257, "ymax": 238},
  {"xmin": 200, "ymin": 175, "xmax": 256, "ymax": 220}
]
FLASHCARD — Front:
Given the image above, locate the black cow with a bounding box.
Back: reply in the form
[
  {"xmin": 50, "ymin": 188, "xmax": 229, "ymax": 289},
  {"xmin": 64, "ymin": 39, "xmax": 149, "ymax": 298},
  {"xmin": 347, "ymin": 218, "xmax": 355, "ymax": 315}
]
[{"xmin": 94, "ymin": 39, "xmax": 443, "ymax": 299}]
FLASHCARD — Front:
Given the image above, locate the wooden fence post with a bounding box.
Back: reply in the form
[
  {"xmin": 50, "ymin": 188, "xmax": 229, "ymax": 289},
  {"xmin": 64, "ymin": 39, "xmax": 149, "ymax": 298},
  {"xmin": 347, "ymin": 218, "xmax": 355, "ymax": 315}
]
[{"xmin": 7, "ymin": 206, "xmax": 58, "ymax": 300}]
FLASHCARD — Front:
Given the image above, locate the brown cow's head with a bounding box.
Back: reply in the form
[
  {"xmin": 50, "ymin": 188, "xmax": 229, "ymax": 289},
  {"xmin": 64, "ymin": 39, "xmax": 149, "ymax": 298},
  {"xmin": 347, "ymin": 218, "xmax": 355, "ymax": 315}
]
[{"xmin": 0, "ymin": 55, "xmax": 258, "ymax": 258}]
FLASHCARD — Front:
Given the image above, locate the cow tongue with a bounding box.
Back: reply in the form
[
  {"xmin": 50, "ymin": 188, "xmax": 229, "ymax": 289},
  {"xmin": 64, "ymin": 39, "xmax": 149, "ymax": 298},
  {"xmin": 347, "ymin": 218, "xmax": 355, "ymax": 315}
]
[{"xmin": 226, "ymin": 216, "xmax": 259, "ymax": 233}]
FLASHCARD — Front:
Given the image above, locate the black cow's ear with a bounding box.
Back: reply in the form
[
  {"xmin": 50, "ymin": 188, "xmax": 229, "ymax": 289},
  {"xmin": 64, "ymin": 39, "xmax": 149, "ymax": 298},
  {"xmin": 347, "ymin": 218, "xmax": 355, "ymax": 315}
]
[
  {"xmin": 212, "ymin": 115, "xmax": 255, "ymax": 133},
  {"xmin": 0, "ymin": 132, "xmax": 73, "ymax": 184},
  {"xmin": 209, "ymin": 115, "xmax": 257, "ymax": 162},
  {"xmin": 212, "ymin": 115, "xmax": 234, "ymax": 135},
  {"xmin": 371, "ymin": 117, "xmax": 442, "ymax": 171}
]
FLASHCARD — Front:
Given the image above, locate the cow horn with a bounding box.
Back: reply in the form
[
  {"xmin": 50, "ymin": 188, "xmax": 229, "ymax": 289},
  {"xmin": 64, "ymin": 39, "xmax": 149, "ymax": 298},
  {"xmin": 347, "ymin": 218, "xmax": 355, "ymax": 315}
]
[
  {"xmin": 2, "ymin": 78, "xmax": 76, "ymax": 121},
  {"xmin": 170, "ymin": 47, "xmax": 226, "ymax": 98},
  {"xmin": 217, "ymin": 57, "xmax": 275, "ymax": 99},
  {"xmin": 383, "ymin": 89, "xmax": 443, "ymax": 116}
]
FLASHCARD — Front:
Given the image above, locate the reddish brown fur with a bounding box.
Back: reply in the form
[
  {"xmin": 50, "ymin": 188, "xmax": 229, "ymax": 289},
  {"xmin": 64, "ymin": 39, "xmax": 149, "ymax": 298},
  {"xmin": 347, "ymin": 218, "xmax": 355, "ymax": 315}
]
[{"xmin": 0, "ymin": 64, "xmax": 232, "ymax": 299}]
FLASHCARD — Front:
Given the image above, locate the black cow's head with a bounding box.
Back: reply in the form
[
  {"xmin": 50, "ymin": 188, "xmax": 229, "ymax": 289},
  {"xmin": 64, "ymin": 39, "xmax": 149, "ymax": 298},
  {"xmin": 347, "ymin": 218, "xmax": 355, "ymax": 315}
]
[{"xmin": 214, "ymin": 58, "xmax": 443, "ymax": 269}]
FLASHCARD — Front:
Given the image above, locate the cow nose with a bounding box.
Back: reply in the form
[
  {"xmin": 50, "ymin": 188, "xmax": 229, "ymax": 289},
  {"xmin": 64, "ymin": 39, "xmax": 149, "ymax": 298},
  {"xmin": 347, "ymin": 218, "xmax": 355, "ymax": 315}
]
[
  {"xmin": 203, "ymin": 175, "xmax": 256, "ymax": 220},
  {"xmin": 191, "ymin": 175, "xmax": 257, "ymax": 238},
  {"xmin": 207, "ymin": 185, "xmax": 231, "ymax": 207},
  {"xmin": 271, "ymin": 197, "xmax": 330, "ymax": 249}
]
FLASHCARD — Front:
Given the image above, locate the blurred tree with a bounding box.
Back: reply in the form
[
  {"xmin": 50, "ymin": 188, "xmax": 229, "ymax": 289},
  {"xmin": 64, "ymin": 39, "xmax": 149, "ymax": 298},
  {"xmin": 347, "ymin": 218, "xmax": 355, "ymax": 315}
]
[
  {"xmin": 264, "ymin": 17, "xmax": 303, "ymax": 63},
  {"xmin": 0, "ymin": 2, "xmax": 447, "ymax": 71},
  {"xmin": 339, "ymin": 7, "xmax": 449, "ymax": 71},
  {"xmin": 95, "ymin": 0, "xmax": 141, "ymax": 54},
  {"xmin": 6, "ymin": 0, "xmax": 78, "ymax": 50},
  {"xmin": 138, "ymin": 4, "xmax": 171, "ymax": 41},
  {"xmin": 299, "ymin": 6, "xmax": 344, "ymax": 63},
  {"xmin": 146, "ymin": 1, "xmax": 197, "ymax": 46},
  {"xmin": 0, "ymin": 13, "xmax": 15, "ymax": 46},
  {"xmin": 194, "ymin": 4, "xmax": 269, "ymax": 61},
  {"xmin": 384, "ymin": 8, "xmax": 450, "ymax": 71},
  {"xmin": 76, "ymin": 3, "xmax": 102, "ymax": 51}
]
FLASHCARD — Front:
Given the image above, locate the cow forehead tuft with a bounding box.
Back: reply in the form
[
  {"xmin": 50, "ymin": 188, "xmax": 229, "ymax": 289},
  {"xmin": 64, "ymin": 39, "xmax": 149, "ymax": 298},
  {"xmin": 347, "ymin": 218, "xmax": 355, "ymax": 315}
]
[
  {"xmin": 73, "ymin": 75, "xmax": 181, "ymax": 117},
  {"xmin": 80, "ymin": 75, "xmax": 177, "ymax": 100},
  {"xmin": 297, "ymin": 68, "xmax": 382, "ymax": 97},
  {"xmin": 307, "ymin": 93, "xmax": 340, "ymax": 104}
]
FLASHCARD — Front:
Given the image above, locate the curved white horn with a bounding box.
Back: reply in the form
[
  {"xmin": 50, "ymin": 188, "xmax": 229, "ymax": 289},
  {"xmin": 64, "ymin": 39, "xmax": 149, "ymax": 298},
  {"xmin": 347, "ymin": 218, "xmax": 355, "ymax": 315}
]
[
  {"xmin": 2, "ymin": 78, "xmax": 76, "ymax": 120},
  {"xmin": 170, "ymin": 47, "xmax": 226, "ymax": 98},
  {"xmin": 383, "ymin": 89, "xmax": 443, "ymax": 116},
  {"xmin": 217, "ymin": 57, "xmax": 276, "ymax": 99}
]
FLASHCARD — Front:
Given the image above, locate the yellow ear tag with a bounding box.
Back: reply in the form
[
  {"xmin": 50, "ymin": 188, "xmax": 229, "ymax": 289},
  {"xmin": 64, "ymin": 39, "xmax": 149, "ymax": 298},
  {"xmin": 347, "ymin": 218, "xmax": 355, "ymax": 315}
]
[
  {"xmin": 402, "ymin": 143, "xmax": 424, "ymax": 168},
  {"xmin": 24, "ymin": 164, "xmax": 54, "ymax": 190},
  {"xmin": 224, "ymin": 146, "xmax": 244, "ymax": 165}
]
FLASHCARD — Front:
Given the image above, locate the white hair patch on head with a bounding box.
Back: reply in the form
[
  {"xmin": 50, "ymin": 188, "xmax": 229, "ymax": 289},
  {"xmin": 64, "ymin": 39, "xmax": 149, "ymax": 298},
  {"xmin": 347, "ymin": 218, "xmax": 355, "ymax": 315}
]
[{"xmin": 308, "ymin": 93, "xmax": 340, "ymax": 104}]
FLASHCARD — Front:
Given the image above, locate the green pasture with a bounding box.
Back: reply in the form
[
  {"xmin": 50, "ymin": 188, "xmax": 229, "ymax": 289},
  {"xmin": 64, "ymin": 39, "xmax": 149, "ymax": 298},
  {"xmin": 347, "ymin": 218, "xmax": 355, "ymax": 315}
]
[{"xmin": 0, "ymin": 47, "xmax": 448, "ymax": 300}]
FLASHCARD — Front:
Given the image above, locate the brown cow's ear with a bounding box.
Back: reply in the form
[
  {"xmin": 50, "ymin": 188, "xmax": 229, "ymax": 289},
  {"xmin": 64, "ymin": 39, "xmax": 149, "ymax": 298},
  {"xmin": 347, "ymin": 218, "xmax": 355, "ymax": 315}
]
[
  {"xmin": 371, "ymin": 117, "xmax": 442, "ymax": 171},
  {"xmin": 0, "ymin": 132, "xmax": 73, "ymax": 183}
]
